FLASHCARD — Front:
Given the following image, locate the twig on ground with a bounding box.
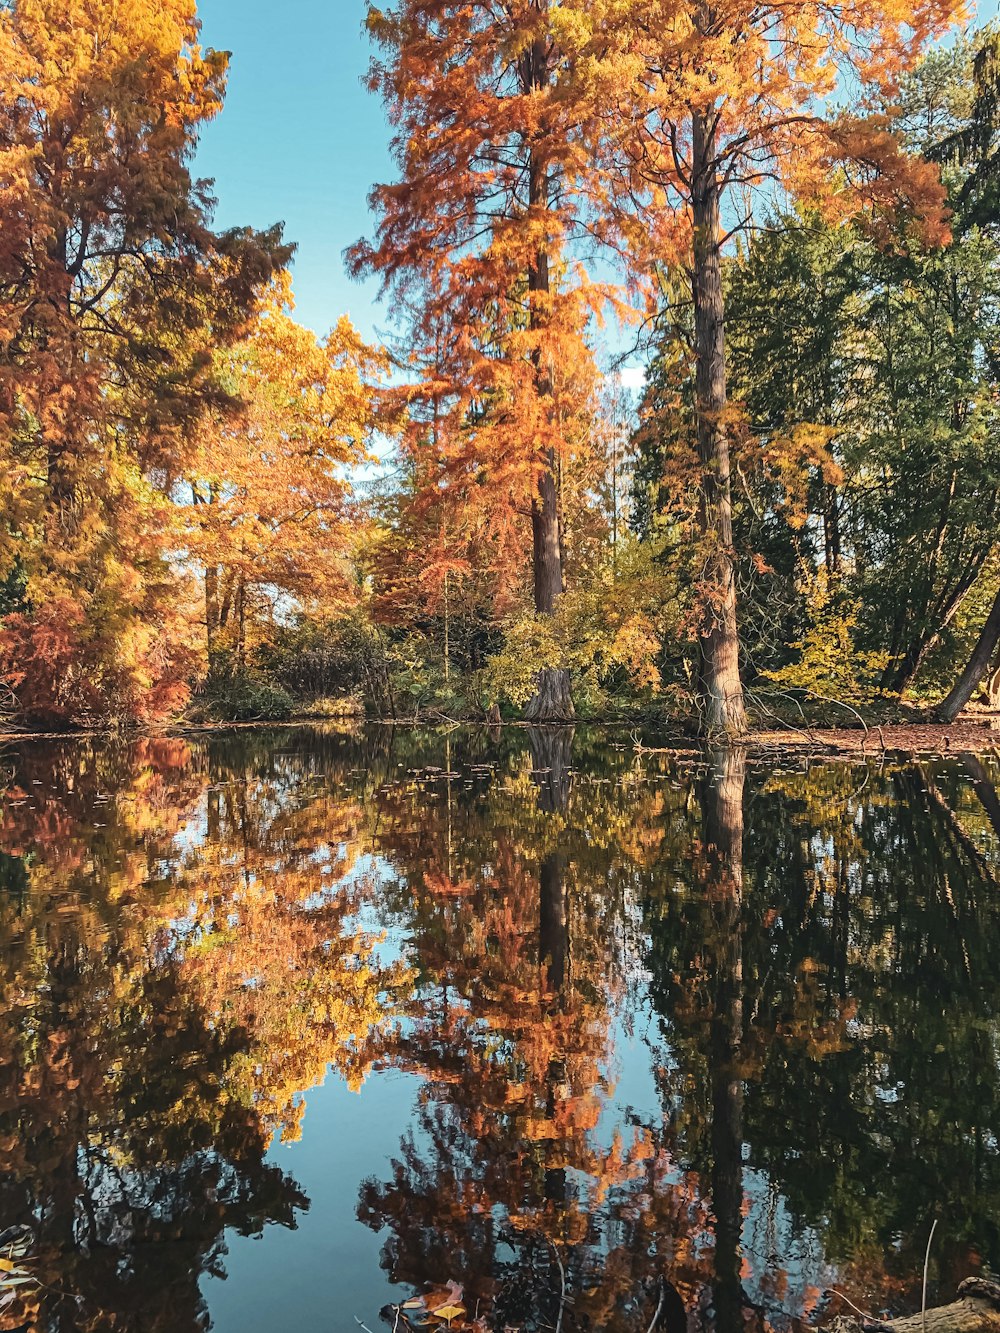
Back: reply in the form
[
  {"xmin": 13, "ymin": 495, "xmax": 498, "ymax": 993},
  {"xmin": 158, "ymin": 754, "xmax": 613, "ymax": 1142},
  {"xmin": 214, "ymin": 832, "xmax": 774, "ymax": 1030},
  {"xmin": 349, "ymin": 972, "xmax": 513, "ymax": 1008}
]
[
  {"xmin": 923, "ymin": 1219, "xmax": 939, "ymax": 1333},
  {"xmin": 832, "ymin": 1289, "xmax": 880, "ymax": 1322}
]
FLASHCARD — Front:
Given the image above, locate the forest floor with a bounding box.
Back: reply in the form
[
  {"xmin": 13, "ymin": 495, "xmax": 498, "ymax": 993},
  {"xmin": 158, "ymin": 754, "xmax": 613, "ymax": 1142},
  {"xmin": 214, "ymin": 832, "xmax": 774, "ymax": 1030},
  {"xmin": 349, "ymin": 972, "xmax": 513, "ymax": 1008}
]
[{"xmin": 750, "ymin": 718, "xmax": 1000, "ymax": 755}]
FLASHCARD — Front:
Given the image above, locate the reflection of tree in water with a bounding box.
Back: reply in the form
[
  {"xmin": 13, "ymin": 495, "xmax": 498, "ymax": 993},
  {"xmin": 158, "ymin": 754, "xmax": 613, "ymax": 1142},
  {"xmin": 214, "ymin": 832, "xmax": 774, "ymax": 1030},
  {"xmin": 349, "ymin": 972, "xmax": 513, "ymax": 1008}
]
[
  {"xmin": 358, "ymin": 729, "xmax": 719, "ymax": 1333},
  {"xmin": 363, "ymin": 737, "xmax": 1000, "ymax": 1332},
  {"xmin": 645, "ymin": 753, "xmax": 1000, "ymax": 1314},
  {"xmin": 0, "ymin": 734, "xmax": 406, "ymax": 1332},
  {"xmin": 0, "ymin": 946, "xmax": 307, "ymax": 1332},
  {"xmin": 3, "ymin": 730, "xmax": 1000, "ymax": 1331}
]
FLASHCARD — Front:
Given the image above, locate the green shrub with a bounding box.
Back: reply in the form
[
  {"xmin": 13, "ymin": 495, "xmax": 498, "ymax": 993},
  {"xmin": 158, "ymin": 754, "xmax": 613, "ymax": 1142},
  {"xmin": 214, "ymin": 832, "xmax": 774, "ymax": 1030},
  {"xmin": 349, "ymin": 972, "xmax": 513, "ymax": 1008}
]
[{"xmin": 188, "ymin": 675, "xmax": 295, "ymax": 723}]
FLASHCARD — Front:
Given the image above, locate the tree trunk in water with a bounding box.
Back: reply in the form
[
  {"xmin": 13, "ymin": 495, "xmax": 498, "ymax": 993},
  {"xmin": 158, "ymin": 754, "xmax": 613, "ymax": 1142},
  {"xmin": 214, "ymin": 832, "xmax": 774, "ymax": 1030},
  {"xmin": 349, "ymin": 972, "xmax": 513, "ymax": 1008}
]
[
  {"xmin": 522, "ymin": 32, "xmax": 574, "ymax": 724},
  {"xmin": 539, "ymin": 851, "xmax": 568, "ymax": 994},
  {"xmin": 539, "ymin": 844, "xmax": 569, "ymax": 1208},
  {"xmin": 530, "ymin": 724, "xmax": 572, "ymax": 1208},
  {"xmin": 962, "ymin": 753, "xmax": 1000, "ymax": 842},
  {"xmin": 937, "ymin": 584, "xmax": 1000, "ymax": 722},
  {"xmin": 691, "ymin": 110, "xmax": 748, "ymax": 738}
]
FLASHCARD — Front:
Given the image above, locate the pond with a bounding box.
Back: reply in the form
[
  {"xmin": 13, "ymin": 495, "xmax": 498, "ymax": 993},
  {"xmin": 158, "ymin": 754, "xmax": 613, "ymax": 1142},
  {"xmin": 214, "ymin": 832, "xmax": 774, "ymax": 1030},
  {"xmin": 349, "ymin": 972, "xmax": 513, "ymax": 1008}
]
[{"xmin": 1, "ymin": 725, "xmax": 999, "ymax": 1333}]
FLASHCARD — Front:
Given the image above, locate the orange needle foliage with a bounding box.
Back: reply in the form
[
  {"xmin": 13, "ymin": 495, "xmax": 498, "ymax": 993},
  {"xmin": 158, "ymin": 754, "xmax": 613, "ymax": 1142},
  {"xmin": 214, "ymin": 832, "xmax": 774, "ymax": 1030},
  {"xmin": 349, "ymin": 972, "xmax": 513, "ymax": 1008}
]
[{"xmin": 351, "ymin": 0, "xmax": 629, "ymax": 720}]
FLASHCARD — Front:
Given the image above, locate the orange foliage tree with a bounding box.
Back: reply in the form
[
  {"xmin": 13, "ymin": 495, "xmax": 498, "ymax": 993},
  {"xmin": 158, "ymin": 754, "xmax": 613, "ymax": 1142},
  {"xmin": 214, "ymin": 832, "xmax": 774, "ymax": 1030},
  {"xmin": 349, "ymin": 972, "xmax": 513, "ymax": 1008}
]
[
  {"xmin": 182, "ymin": 273, "xmax": 384, "ymax": 681},
  {"xmin": 0, "ymin": 0, "xmax": 288, "ymax": 726},
  {"xmin": 351, "ymin": 0, "xmax": 627, "ymax": 721},
  {"xmin": 577, "ymin": 0, "xmax": 964, "ymax": 735}
]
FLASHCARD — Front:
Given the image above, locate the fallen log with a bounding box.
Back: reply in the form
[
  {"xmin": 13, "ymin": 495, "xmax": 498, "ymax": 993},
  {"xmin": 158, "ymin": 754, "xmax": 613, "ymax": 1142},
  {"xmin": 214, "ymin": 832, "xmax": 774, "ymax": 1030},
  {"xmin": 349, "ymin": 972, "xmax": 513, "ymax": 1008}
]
[{"xmin": 832, "ymin": 1279, "xmax": 1000, "ymax": 1333}]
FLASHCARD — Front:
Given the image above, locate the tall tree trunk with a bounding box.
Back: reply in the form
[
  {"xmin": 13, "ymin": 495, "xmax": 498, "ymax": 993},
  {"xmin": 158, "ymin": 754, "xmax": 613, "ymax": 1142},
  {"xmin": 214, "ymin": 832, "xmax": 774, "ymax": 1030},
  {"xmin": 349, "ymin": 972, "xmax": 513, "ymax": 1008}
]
[
  {"xmin": 196, "ymin": 483, "xmax": 223, "ymax": 681},
  {"xmin": 523, "ymin": 31, "xmax": 574, "ymax": 724},
  {"xmin": 823, "ymin": 484, "xmax": 842, "ymax": 576},
  {"xmin": 937, "ymin": 584, "xmax": 1000, "ymax": 723},
  {"xmin": 691, "ymin": 110, "xmax": 748, "ymax": 738}
]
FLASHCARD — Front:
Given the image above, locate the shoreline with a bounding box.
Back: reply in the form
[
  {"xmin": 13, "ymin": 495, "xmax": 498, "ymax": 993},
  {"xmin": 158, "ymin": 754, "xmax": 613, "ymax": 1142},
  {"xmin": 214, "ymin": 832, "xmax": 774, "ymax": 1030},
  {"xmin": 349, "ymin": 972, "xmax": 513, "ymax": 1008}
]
[{"xmin": 0, "ymin": 715, "xmax": 997, "ymax": 758}]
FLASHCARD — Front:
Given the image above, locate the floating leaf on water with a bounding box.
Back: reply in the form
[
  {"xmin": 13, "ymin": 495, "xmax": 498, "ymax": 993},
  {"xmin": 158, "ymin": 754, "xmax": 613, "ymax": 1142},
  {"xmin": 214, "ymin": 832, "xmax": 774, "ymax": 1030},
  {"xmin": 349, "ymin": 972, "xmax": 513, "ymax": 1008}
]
[{"xmin": 431, "ymin": 1304, "xmax": 465, "ymax": 1322}]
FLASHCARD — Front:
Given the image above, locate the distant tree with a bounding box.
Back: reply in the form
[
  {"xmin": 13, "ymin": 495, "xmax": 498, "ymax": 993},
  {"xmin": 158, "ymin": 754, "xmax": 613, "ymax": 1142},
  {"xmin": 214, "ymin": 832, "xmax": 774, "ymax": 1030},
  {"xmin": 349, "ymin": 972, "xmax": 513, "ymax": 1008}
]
[{"xmin": 184, "ymin": 273, "xmax": 383, "ymax": 681}]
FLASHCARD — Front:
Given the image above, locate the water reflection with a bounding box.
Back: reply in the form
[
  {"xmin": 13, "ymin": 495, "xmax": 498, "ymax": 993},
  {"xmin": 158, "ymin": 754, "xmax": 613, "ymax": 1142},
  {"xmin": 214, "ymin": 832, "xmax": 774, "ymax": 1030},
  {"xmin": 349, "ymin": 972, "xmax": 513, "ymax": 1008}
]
[{"xmin": 0, "ymin": 729, "xmax": 999, "ymax": 1332}]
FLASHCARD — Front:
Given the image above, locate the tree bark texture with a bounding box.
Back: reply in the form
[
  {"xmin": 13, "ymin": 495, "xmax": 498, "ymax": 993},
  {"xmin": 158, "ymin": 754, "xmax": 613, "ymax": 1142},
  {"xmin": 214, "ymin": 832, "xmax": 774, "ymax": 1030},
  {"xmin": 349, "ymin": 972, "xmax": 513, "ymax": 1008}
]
[
  {"xmin": 937, "ymin": 585, "xmax": 1000, "ymax": 722},
  {"xmin": 831, "ymin": 1279, "xmax": 1000, "ymax": 1333},
  {"xmin": 691, "ymin": 109, "xmax": 748, "ymax": 738},
  {"xmin": 522, "ymin": 28, "xmax": 574, "ymax": 723}
]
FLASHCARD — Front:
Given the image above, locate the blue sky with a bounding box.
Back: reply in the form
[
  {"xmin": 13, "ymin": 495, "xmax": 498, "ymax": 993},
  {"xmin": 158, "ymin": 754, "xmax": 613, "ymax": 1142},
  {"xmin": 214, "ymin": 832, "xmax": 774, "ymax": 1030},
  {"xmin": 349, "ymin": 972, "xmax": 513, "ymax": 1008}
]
[
  {"xmin": 193, "ymin": 0, "xmax": 998, "ymax": 356},
  {"xmin": 194, "ymin": 0, "xmax": 389, "ymax": 343}
]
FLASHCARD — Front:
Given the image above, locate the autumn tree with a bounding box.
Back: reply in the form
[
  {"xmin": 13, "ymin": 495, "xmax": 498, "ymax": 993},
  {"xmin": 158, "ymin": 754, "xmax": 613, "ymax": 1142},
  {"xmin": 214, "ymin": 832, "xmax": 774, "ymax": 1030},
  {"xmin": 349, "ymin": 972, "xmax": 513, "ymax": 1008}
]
[
  {"xmin": 0, "ymin": 0, "xmax": 288, "ymax": 726},
  {"xmin": 588, "ymin": 0, "xmax": 962, "ymax": 734},
  {"xmin": 183, "ymin": 272, "xmax": 383, "ymax": 683},
  {"xmin": 351, "ymin": 0, "xmax": 623, "ymax": 721}
]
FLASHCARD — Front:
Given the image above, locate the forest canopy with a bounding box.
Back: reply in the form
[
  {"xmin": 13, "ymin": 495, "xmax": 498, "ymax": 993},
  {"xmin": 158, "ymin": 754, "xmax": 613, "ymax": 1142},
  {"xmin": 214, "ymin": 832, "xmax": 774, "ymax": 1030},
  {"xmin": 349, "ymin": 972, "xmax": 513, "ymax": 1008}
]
[{"xmin": 1, "ymin": 0, "xmax": 999, "ymax": 735}]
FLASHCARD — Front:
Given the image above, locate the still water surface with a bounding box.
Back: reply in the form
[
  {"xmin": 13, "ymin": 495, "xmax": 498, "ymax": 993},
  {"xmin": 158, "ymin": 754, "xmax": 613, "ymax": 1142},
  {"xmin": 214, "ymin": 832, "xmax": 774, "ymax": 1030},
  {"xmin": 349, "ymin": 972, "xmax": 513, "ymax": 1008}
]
[{"xmin": 1, "ymin": 726, "xmax": 999, "ymax": 1333}]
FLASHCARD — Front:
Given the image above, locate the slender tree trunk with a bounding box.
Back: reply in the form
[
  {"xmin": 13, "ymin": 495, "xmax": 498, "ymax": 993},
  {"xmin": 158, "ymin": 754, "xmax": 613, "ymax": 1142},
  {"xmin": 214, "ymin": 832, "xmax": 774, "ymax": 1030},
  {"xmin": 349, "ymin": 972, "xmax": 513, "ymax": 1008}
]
[
  {"xmin": 236, "ymin": 576, "xmax": 247, "ymax": 675},
  {"xmin": 937, "ymin": 584, "xmax": 1000, "ymax": 722},
  {"xmin": 523, "ymin": 32, "xmax": 574, "ymax": 724},
  {"xmin": 823, "ymin": 484, "xmax": 842, "ymax": 576},
  {"xmin": 198, "ymin": 483, "xmax": 223, "ymax": 681},
  {"xmin": 691, "ymin": 110, "xmax": 748, "ymax": 738},
  {"xmin": 443, "ymin": 569, "xmax": 450, "ymax": 685},
  {"xmin": 205, "ymin": 565, "xmax": 220, "ymax": 672},
  {"xmin": 889, "ymin": 561, "xmax": 983, "ymax": 695}
]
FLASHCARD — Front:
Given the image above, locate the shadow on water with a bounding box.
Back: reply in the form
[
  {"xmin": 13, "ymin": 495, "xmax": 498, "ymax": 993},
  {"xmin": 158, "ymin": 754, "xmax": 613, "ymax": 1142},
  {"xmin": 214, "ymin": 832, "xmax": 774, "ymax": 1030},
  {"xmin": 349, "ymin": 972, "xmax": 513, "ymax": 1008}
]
[{"xmin": 0, "ymin": 727, "xmax": 1000, "ymax": 1330}]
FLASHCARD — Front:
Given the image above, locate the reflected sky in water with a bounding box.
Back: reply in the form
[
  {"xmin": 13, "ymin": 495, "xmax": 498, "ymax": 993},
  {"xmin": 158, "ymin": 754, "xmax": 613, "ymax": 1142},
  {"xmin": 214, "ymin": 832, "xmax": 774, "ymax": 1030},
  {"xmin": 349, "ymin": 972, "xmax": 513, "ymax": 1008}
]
[{"xmin": 1, "ymin": 726, "xmax": 999, "ymax": 1333}]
